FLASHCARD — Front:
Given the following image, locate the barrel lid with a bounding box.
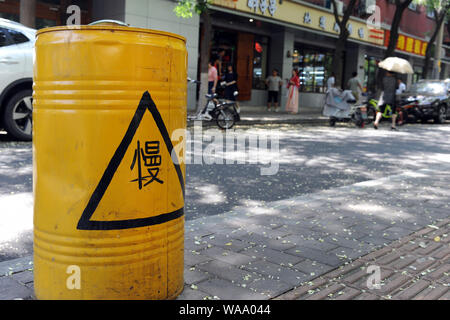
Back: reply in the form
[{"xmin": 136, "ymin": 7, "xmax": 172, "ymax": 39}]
[{"xmin": 36, "ymin": 20, "xmax": 186, "ymax": 42}]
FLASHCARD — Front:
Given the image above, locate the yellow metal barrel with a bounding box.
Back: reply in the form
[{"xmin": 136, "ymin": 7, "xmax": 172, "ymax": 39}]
[{"xmin": 33, "ymin": 23, "xmax": 187, "ymax": 299}]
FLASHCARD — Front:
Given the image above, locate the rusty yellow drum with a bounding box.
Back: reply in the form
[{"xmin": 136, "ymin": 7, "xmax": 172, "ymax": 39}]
[{"xmin": 33, "ymin": 22, "xmax": 187, "ymax": 299}]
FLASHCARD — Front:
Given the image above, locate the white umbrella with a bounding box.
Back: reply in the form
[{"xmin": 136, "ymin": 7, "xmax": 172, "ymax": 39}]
[{"xmin": 378, "ymin": 57, "xmax": 414, "ymax": 74}]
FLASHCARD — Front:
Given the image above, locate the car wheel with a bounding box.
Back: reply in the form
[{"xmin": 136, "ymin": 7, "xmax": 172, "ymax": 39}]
[
  {"xmin": 434, "ymin": 105, "xmax": 447, "ymax": 124},
  {"xmin": 3, "ymin": 90, "xmax": 33, "ymax": 141}
]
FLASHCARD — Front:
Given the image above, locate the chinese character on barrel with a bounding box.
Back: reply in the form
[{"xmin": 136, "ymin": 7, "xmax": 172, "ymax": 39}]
[{"xmin": 130, "ymin": 140, "xmax": 164, "ymax": 189}]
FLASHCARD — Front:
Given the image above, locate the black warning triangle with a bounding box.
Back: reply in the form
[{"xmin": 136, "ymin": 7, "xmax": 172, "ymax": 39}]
[{"xmin": 77, "ymin": 91, "xmax": 185, "ymax": 230}]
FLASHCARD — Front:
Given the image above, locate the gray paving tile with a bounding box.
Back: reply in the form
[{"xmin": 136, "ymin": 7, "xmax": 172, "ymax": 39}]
[
  {"xmin": 285, "ymin": 246, "xmax": 343, "ymax": 267},
  {"xmin": 0, "ymin": 277, "xmax": 33, "ymax": 300},
  {"xmin": 196, "ymin": 260, "xmax": 259, "ymax": 284},
  {"xmin": 10, "ymin": 270, "xmax": 34, "ymax": 285},
  {"xmin": 281, "ymin": 235, "xmax": 339, "ymax": 251},
  {"xmin": 325, "ymin": 227, "xmax": 369, "ymax": 240},
  {"xmin": 196, "ymin": 278, "xmax": 267, "ymax": 300},
  {"xmin": 201, "ymin": 234, "xmax": 253, "ymax": 252},
  {"xmin": 0, "ymin": 256, "xmax": 33, "ymax": 277},
  {"xmin": 359, "ymin": 235, "xmax": 391, "ymax": 247},
  {"xmin": 201, "ymin": 246, "xmax": 258, "ymax": 266},
  {"xmin": 247, "ymin": 277, "xmax": 293, "ymax": 298},
  {"xmin": 381, "ymin": 226, "xmax": 414, "ymax": 240},
  {"xmin": 293, "ymin": 259, "xmax": 335, "ymax": 276},
  {"xmin": 176, "ymin": 286, "xmax": 211, "ymax": 300},
  {"xmin": 328, "ymin": 246, "xmax": 372, "ymax": 262},
  {"xmin": 184, "ymin": 251, "xmax": 213, "ymax": 267},
  {"xmin": 280, "ymin": 224, "xmax": 330, "ymax": 239},
  {"xmin": 239, "ymin": 246, "xmax": 304, "ymax": 266},
  {"xmin": 232, "ymin": 232, "xmax": 297, "ymax": 251},
  {"xmin": 323, "ymin": 235, "xmax": 373, "ymax": 250},
  {"xmin": 241, "ymin": 260, "xmax": 309, "ymax": 287},
  {"xmin": 184, "ymin": 267, "xmax": 211, "ymax": 285}
]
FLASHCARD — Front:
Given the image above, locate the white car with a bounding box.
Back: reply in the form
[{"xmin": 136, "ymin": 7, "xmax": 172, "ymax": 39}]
[{"xmin": 0, "ymin": 18, "xmax": 35, "ymax": 141}]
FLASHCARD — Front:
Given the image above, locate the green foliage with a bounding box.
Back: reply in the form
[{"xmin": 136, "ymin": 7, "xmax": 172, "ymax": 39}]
[
  {"xmin": 414, "ymin": 0, "xmax": 450, "ymax": 13},
  {"xmin": 173, "ymin": 0, "xmax": 210, "ymax": 18}
]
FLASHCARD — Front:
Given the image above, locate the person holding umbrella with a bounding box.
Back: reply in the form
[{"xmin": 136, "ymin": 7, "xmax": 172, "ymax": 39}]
[
  {"xmin": 373, "ymin": 57, "xmax": 413, "ymax": 130},
  {"xmin": 373, "ymin": 70, "xmax": 398, "ymax": 130}
]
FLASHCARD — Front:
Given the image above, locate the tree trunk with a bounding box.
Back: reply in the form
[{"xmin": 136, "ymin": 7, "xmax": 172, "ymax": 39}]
[
  {"xmin": 197, "ymin": 9, "xmax": 212, "ymax": 112},
  {"xmin": 422, "ymin": 45, "xmax": 433, "ymax": 79},
  {"xmin": 422, "ymin": 14, "xmax": 445, "ymax": 79},
  {"xmin": 333, "ymin": 34, "xmax": 347, "ymax": 89},
  {"xmin": 423, "ymin": 7, "xmax": 448, "ymax": 79},
  {"xmin": 20, "ymin": 0, "xmax": 36, "ymax": 28},
  {"xmin": 330, "ymin": 0, "xmax": 357, "ymax": 88}
]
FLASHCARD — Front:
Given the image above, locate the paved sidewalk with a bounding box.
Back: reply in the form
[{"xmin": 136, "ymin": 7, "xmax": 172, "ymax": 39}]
[
  {"xmin": 275, "ymin": 219, "xmax": 449, "ymax": 300},
  {"xmin": 176, "ymin": 166, "xmax": 449, "ymax": 300},
  {"xmin": 188, "ymin": 105, "xmax": 328, "ymax": 127},
  {"xmin": 0, "ymin": 164, "xmax": 449, "ymax": 300}
]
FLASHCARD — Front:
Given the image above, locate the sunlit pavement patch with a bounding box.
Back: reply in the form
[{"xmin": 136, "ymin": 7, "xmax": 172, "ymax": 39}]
[{"xmin": 179, "ymin": 164, "xmax": 450, "ymax": 300}]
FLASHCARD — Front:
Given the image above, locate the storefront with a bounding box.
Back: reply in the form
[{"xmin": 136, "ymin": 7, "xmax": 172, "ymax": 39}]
[
  {"xmin": 292, "ymin": 45, "xmax": 334, "ymax": 93},
  {"xmin": 209, "ymin": 0, "xmax": 386, "ymax": 109},
  {"xmin": 4, "ymin": 0, "xmax": 444, "ymax": 110},
  {"xmin": 209, "ymin": 25, "xmax": 271, "ymax": 101},
  {"xmin": 204, "ymin": 9, "xmax": 281, "ymax": 105}
]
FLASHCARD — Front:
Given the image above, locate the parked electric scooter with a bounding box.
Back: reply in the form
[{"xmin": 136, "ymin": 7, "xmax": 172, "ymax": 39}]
[
  {"xmin": 187, "ymin": 78, "xmax": 240, "ymax": 129},
  {"xmin": 323, "ymin": 88, "xmax": 371, "ymax": 128}
]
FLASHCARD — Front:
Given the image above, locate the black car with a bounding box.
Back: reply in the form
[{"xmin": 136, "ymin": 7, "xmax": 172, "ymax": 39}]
[{"xmin": 400, "ymin": 80, "xmax": 450, "ymax": 124}]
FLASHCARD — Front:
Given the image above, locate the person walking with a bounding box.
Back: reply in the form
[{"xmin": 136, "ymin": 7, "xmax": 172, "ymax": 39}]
[
  {"xmin": 224, "ymin": 64, "xmax": 238, "ymax": 101},
  {"xmin": 214, "ymin": 49, "xmax": 225, "ymax": 78},
  {"xmin": 265, "ymin": 69, "xmax": 283, "ymax": 112},
  {"xmin": 285, "ymin": 69, "xmax": 300, "ymax": 114},
  {"xmin": 396, "ymin": 78, "xmax": 406, "ymax": 95},
  {"xmin": 347, "ymin": 72, "xmax": 363, "ymax": 102},
  {"xmin": 327, "ymin": 72, "xmax": 336, "ymax": 91},
  {"xmin": 373, "ymin": 71, "xmax": 398, "ymax": 130},
  {"xmin": 208, "ymin": 59, "xmax": 218, "ymax": 95}
]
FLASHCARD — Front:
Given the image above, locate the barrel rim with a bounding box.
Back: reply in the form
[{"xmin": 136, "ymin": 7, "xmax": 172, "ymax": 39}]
[{"xmin": 36, "ymin": 25, "xmax": 186, "ymax": 42}]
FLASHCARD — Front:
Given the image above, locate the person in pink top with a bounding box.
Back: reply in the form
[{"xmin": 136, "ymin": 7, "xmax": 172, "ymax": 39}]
[
  {"xmin": 285, "ymin": 69, "xmax": 300, "ymax": 114},
  {"xmin": 208, "ymin": 59, "xmax": 218, "ymax": 94}
]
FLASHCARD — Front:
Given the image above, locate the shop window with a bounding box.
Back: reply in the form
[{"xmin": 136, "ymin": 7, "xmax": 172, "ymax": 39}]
[
  {"xmin": 293, "ymin": 46, "xmax": 333, "ymax": 93},
  {"xmin": 413, "ymin": 66, "xmax": 423, "ymax": 83},
  {"xmin": 253, "ymin": 35, "xmax": 269, "ymax": 90}
]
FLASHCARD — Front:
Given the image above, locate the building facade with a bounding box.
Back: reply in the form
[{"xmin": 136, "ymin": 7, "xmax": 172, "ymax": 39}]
[{"xmin": 2, "ymin": 0, "xmax": 450, "ymax": 111}]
